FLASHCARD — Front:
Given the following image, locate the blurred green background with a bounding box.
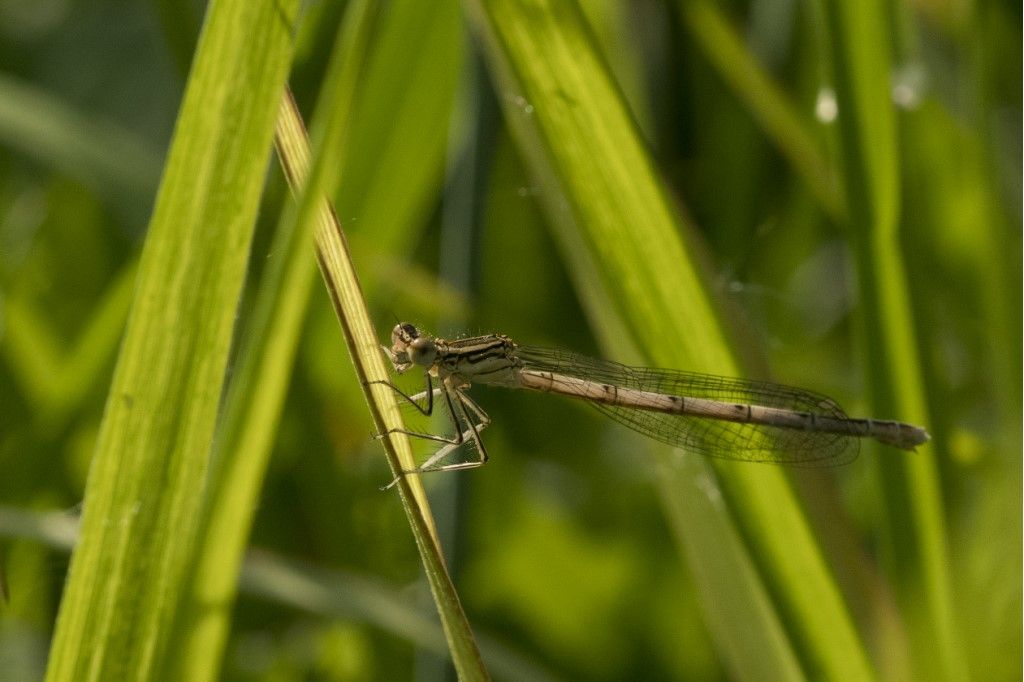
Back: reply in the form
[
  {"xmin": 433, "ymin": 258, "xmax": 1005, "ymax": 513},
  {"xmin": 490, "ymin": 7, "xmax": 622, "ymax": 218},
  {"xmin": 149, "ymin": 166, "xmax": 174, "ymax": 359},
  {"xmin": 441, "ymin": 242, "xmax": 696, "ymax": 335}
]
[{"xmin": 0, "ymin": 0, "xmax": 1019, "ymax": 679}]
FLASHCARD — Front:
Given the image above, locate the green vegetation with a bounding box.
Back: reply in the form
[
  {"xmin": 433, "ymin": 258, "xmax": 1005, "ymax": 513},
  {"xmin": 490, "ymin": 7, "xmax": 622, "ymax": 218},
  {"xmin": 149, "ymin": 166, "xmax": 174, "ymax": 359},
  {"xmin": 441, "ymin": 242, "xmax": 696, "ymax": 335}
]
[{"xmin": 0, "ymin": 0, "xmax": 1017, "ymax": 679}]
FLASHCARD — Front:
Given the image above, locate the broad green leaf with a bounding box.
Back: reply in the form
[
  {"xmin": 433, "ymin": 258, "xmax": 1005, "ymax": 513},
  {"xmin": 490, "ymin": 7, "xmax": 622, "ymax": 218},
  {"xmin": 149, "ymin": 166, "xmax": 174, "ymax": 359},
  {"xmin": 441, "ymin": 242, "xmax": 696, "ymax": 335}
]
[
  {"xmin": 465, "ymin": 0, "xmax": 873, "ymax": 678},
  {"xmin": 169, "ymin": 2, "xmax": 381, "ymax": 679},
  {"xmin": 44, "ymin": 0, "xmax": 300, "ymax": 679}
]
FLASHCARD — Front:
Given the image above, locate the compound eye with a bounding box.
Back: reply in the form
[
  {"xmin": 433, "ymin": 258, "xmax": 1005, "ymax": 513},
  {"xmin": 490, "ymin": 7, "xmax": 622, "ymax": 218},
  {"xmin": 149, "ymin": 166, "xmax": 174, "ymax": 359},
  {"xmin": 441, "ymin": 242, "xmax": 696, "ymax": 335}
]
[{"xmin": 391, "ymin": 322, "xmax": 418, "ymax": 345}]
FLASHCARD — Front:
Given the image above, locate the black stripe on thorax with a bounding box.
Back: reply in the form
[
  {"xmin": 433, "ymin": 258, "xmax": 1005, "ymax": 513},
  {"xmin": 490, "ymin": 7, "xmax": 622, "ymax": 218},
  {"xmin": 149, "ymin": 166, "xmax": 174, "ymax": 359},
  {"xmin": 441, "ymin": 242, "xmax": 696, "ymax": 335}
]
[{"xmin": 440, "ymin": 337, "xmax": 515, "ymax": 366}]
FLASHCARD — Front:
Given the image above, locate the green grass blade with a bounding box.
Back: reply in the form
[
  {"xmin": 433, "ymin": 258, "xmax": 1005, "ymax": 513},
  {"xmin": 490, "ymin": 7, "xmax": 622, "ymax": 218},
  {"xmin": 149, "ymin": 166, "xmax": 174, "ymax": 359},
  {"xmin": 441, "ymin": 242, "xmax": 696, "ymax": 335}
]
[
  {"xmin": 675, "ymin": 0, "xmax": 844, "ymax": 220},
  {"xmin": 654, "ymin": 456, "xmax": 805, "ymax": 680},
  {"xmin": 43, "ymin": 0, "xmax": 300, "ymax": 679},
  {"xmin": 896, "ymin": 11, "xmax": 1021, "ymax": 678},
  {"xmin": 465, "ymin": 0, "xmax": 874, "ymax": 678},
  {"xmin": 2, "ymin": 260, "xmax": 136, "ymax": 427},
  {"xmin": 337, "ymin": 0, "xmax": 464, "ymax": 258},
  {"xmin": 240, "ymin": 552, "xmax": 553, "ymax": 681},
  {"xmin": 0, "ymin": 73, "xmax": 161, "ymax": 220},
  {"xmin": 0, "ymin": 505, "xmax": 554, "ymax": 682},
  {"xmin": 1, "ymin": 292, "xmax": 65, "ymax": 408},
  {"xmin": 820, "ymin": 1, "xmax": 965, "ymax": 679},
  {"xmin": 169, "ymin": 3, "xmax": 380, "ymax": 679}
]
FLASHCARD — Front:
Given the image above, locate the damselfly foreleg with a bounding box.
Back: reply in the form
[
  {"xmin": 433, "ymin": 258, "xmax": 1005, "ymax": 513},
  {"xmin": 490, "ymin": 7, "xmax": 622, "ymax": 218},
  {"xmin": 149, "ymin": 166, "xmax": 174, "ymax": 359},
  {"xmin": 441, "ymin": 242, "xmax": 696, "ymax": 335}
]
[
  {"xmin": 365, "ymin": 372, "xmax": 438, "ymax": 417},
  {"xmin": 380, "ymin": 383, "xmax": 492, "ymax": 490}
]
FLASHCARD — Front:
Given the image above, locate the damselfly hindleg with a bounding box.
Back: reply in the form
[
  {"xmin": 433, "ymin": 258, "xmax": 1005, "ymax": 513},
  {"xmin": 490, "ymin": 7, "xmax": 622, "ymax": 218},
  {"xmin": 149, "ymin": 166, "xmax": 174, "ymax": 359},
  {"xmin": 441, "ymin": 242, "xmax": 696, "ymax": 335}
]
[{"xmin": 378, "ymin": 377, "xmax": 492, "ymax": 490}]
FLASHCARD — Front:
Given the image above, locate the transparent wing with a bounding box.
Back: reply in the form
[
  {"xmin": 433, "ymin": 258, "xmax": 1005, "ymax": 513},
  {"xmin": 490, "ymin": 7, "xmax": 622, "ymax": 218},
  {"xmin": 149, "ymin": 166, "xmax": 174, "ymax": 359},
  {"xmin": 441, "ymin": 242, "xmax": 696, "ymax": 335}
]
[{"xmin": 515, "ymin": 346, "xmax": 858, "ymax": 467}]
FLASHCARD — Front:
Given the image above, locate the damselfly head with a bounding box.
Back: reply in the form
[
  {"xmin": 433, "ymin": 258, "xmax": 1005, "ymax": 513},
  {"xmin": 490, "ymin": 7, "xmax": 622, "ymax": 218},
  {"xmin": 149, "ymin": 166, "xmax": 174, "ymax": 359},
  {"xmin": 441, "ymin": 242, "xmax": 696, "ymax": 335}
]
[
  {"xmin": 391, "ymin": 322, "xmax": 420, "ymax": 345},
  {"xmin": 390, "ymin": 323, "xmax": 437, "ymax": 369}
]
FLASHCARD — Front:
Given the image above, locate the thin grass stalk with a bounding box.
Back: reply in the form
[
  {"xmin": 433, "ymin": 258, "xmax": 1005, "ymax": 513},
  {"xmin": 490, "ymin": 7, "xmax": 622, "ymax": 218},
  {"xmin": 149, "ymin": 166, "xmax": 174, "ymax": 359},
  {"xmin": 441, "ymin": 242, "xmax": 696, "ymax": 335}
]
[{"xmin": 273, "ymin": 49, "xmax": 489, "ymax": 682}]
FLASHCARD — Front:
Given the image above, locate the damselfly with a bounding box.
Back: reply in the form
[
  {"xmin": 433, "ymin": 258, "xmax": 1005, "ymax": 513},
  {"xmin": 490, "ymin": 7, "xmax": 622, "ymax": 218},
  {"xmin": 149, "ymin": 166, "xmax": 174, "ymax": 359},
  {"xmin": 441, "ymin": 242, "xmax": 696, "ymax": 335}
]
[{"xmin": 373, "ymin": 323, "xmax": 929, "ymax": 489}]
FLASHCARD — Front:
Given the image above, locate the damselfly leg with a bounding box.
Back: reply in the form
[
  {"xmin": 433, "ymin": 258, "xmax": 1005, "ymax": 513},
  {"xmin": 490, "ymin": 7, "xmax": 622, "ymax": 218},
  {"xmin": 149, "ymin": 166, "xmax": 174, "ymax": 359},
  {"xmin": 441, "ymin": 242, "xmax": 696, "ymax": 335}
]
[{"xmin": 375, "ymin": 374, "xmax": 492, "ymax": 490}]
